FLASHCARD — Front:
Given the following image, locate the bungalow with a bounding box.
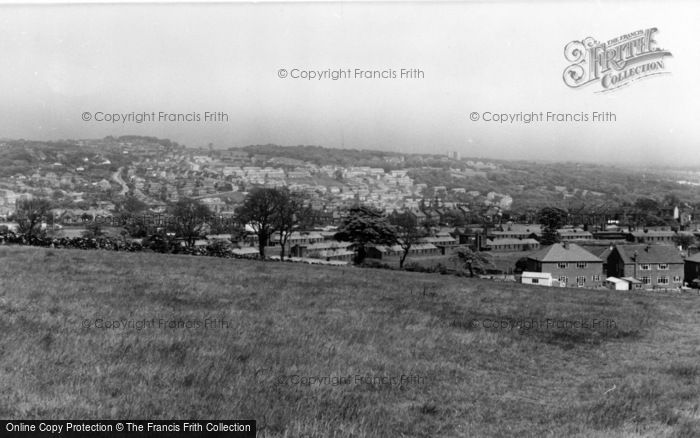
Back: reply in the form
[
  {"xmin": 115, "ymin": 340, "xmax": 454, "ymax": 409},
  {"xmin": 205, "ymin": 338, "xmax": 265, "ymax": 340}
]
[
  {"xmin": 487, "ymin": 238, "xmax": 540, "ymax": 252},
  {"xmin": 626, "ymin": 230, "xmax": 677, "ymax": 245},
  {"xmin": 291, "ymin": 241, "xmax": 353, "ymax": 258},
  {"xmin": 557, "ymin": 228, "xmax": 594, "ymax": 241},
  {"xmin": 606, "ymin": 244, "xmax": 684, "ymax": 290},
  {"xmin": 366, "ymin": 243, "xmax": 440, "ymax": 260},
  {"xmin": 269, "ymin": 231, "xmax": 324, "ymax": 247},
  {"xmin": 420, "ymin": 236, "xmax": 458, "ymax": 247},
  {"xmin": 491, "ymin": 223, "xmax": 542, "ymax": 240},
  {"xmin": 526, "ymin": 243, "xmax": 604, "ymax": 288}
]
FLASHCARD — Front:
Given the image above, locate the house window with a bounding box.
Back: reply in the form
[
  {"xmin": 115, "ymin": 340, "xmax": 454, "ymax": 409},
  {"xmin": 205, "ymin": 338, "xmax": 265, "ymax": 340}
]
[
  {"xmin": 531, "ymin": 278, "xmax": 539, "ymax": 284},
  {"xmin": 658, "ymin": 264, "xmax": 668, "ymax": 270},
  {"xmin": 558, "ymin": 262, "xmax": 568, "ymax": 269},
  {"xmin": 640, "ymin": 264, "xmax": 651, "ymax": 271},
  {"xmin": 641, "ymin": 276, "xmax": 651, "ymax": 284},
  {"xmin": 673, "ymin": 276, "xmax": 681, "ymax": 283},
  {"xmin": 577, "ymin": 276, "xmax": 586, "ymax": 286},
  {"xmin": 577, "ymin": 262, "xmax": 587, "ymax": 268},
  {"xmin": 559, "ymin": 276, "xmax": 568, "ymax": 284},
  {"xmin": 592, "ymin": 275, "xmax": 600, "ymax": 281},
  {"xmin": 658, "ymin": 276, "xmax": 669, "ymax": 285}
]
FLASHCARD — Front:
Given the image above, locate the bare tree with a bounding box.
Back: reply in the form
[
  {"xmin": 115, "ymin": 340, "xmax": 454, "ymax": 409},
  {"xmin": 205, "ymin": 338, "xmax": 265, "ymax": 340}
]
[
  {"xmin": 236, "ymin": 188, "xmax": 282, "ymax": 259},
  {"xmin": 274, "ymin": 188, "xmax": 311, "ymax": 261},
  {"xmin": 389, "ymin": 211, "xmax": 427, "ymax": 269}
]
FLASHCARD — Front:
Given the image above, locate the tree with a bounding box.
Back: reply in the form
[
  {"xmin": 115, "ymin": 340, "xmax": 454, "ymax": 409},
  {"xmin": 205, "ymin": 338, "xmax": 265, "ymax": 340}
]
[
  {"xmin": 674, "ymin": 233, "xmax": 697, "ymax": 250},
  {"xmin": 236, "ymin": 188, "xmax": 283, "ymax": 259},
  {"xmin": 118, "ymin": 195, "xmax": 150, "ymax": 237},
  {"xmin": 15, "ymin": 198, "xmax": 51, "ymax": 237},
  {"xmin": 515, "ymin": 257, "xmax": 529, "ymax": 273},
  {"xmin": 537, "ymin": 207, "xmax": 567, "ymax": 246},
  {"xmin": 170, "ymin": 198, "xmax": 211, "ymax": 247},
  {"xmin": 634, "ymin": 197, "xmax": 659, "ymax": 212},
  {"xmin": 389, "ymin": 211, "xmax": 426, "ymax": 269},
  {"xmin": 335, "ymin": 206, "xmax": 397, "ymax": 265},
  {"xmin": 82, "ymin": 221, "xmax": 104, "ymax": 239},
  {"xmin": 274, "ymin": 188, "xmax": 311, "ymax": 261},
  {"xmin": 453, "ymin": 247, "xmax": 491, "ymax": 277}
]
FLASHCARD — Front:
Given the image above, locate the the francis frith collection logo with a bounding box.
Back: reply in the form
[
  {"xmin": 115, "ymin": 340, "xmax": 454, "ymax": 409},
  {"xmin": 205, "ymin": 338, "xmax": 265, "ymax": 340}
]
[{"xmin": 563, "ymin": 28, "xmax": 672, "ymax": 92}]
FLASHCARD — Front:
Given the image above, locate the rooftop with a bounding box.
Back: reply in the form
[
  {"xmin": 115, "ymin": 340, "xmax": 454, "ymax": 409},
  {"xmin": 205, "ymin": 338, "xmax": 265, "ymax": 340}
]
[
  {"xmin": 527, "ymin": 243, "xmax": 602, "ymax": 263},
  {"xmin": 614, "ymin": 244, "xmax": 684, "ymax": 264}
]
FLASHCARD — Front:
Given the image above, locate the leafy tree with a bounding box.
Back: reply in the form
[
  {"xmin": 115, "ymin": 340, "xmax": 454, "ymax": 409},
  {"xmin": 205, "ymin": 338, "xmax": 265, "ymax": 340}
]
[
  {"xmin": 15, "ymin": 198, "xmax": 51, "ymax": 237},
  {"xmin": 236, "ymin": 187, "xmax": 282, "ymax": 258},
  {"xmin": 642, "ymin": 213, "xmax": 668, "ymax": 227},
  {"xmin": 674, "ymin": 233, "xmax": 697, "ymax": 250},
  {"xmin": 663, "ymin": 193, "xmax": 680, "ymax": 207},
  {"xmin": 389, "ymin": 211, "xmax": 426, "ymax": 269},
  {"xmin": 143, "ymin": 231, "xmax": 178, "ymax": 253},
  {"xmin": 453, "ymin": 247, "xmax": 491, "ymax": 277},
  {"xmin": 634, "ymin": 197, "xmax": 659, "ymax": 212},
  {"xmin": 170, "ymin": 198, "xmax": 211, "ymax": 247},
  {"xmin": 335, "ymin": 206, "xmax": 397, "ymax": 265},
  {"xmin": 537, "ymin": 207, "xmax": 567, "ymax": 246},
  {"xmin": 82, "ymin": 221, "xmax": 104, "ymax": 239},
  {"xmin": 515, "ymin": 257, "xmax": 529, "ymax": 273}
]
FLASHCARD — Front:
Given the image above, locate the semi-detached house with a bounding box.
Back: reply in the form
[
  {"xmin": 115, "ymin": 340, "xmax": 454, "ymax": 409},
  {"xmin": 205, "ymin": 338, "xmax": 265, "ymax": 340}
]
[{"xmin": 526, "ymin": 243, "xmax": 604, "ymax": 288}]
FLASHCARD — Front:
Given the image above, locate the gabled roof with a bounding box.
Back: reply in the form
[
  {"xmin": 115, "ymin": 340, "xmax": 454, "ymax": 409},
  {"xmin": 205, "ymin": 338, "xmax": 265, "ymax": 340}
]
[
  {"xmin": 581, "ymin": 245, "xmax": 613, "ymax": 261},
  {"xmin": 527, "ymin": 243, "xmax": 602, "ymax": 263},
  {"xmin": 557, "ymin": 228, "xmax": 592, "ymax": 236},
  {"xmin": 487, "ymin": 238, "xmax": 540, "ymax": 245},
  {"xmin": 500, "ymin": 223, "xmax": 542, "ymax": 234},
  {"xmin": 614, "ymin": 244, "xmax": 684, "ymax": 264},
  {"xmin": 684, "ymin": 252, "xmax": 700, "ymax": 263},
  {"xmin": 629, "ymin": 230, "xmax": 676, "ymax": 237}
]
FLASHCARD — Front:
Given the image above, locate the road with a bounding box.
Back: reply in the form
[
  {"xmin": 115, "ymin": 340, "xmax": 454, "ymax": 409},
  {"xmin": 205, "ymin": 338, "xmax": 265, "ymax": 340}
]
[{"xmin": 112, "ymin": 167, "xmax": 129, "ymax": 196}]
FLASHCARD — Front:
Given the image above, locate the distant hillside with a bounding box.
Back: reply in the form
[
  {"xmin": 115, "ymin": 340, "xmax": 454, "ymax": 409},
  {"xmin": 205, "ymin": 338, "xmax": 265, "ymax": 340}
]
[
  {"xmin": 2, "ymin": 137, "xmax": 700, "ymax": 210},
  {"xmin": 2, "ymin": 245, "xmax": 700, "ymax": 437},
  {"xmin": 242, "ymin": 144, "xmax": 405, "ymax": 167},
  {"xmin": 240, "ymin": 143, "xmax": 700, "ymax": 208}
]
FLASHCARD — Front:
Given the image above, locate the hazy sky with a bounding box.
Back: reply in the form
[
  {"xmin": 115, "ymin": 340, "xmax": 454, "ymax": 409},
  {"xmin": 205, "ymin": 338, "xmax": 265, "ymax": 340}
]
[{"xmin": 0, "ymin": 1, "xmax": 698, "ymax": 165}]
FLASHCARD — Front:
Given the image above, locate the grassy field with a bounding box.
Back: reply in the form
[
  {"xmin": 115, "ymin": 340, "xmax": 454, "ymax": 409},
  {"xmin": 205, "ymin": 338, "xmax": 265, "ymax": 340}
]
[{"xmin": 1, "ymin": 245, "xmax": 700, "ymax": 437}]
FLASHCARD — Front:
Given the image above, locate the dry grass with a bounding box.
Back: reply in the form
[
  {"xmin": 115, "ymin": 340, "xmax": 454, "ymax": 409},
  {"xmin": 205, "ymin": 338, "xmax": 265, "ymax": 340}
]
[{"xmin": 1, "ymin": 245, "xmax": 699, "ymax": 437}]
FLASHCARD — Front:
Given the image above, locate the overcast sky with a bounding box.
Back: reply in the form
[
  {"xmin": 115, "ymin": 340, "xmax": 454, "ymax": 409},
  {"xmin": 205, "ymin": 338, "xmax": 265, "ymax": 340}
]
[{"xmin": 0, "ymin": 1, "xmax": 698, "ymax": 165}]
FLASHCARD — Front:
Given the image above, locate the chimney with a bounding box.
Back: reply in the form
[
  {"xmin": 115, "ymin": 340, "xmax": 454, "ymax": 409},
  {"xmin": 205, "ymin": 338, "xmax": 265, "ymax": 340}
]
[
  {"xmin": 645, "ymin": 244, "xmax": 650, "ymax": 252},
  {"xmin": 562, "ymin": 241, "xmax": 569, "ymax": 249}
]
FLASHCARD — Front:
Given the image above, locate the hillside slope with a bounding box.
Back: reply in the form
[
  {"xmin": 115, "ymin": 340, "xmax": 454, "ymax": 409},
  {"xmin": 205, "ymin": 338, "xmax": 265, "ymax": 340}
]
[{"xmin": 1, "ymin": 246, "xmax": 699, "ymax": 437}]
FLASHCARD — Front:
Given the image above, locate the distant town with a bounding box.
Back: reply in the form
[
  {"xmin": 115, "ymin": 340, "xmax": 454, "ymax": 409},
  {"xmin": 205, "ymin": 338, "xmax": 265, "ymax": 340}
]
[{"xmin": 2, "ymin": 135, "xmax": 700, "ymax": 291}]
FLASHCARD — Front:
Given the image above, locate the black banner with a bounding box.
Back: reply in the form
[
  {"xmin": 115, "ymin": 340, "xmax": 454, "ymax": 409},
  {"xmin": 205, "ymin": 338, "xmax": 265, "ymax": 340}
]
[{"xmin": 2, "ymin": 421, "xmax": 255, "ymax": 438}]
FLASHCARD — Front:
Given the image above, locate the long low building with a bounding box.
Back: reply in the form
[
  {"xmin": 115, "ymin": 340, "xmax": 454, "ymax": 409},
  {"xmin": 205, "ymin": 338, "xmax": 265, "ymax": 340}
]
[
  {"xmin": 486, "ymin": 238, "xmax": 540, "ymax": 252},
  {"xmin": 366, "ymin": 243, "xmax": 440, "ymax": 259}
]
